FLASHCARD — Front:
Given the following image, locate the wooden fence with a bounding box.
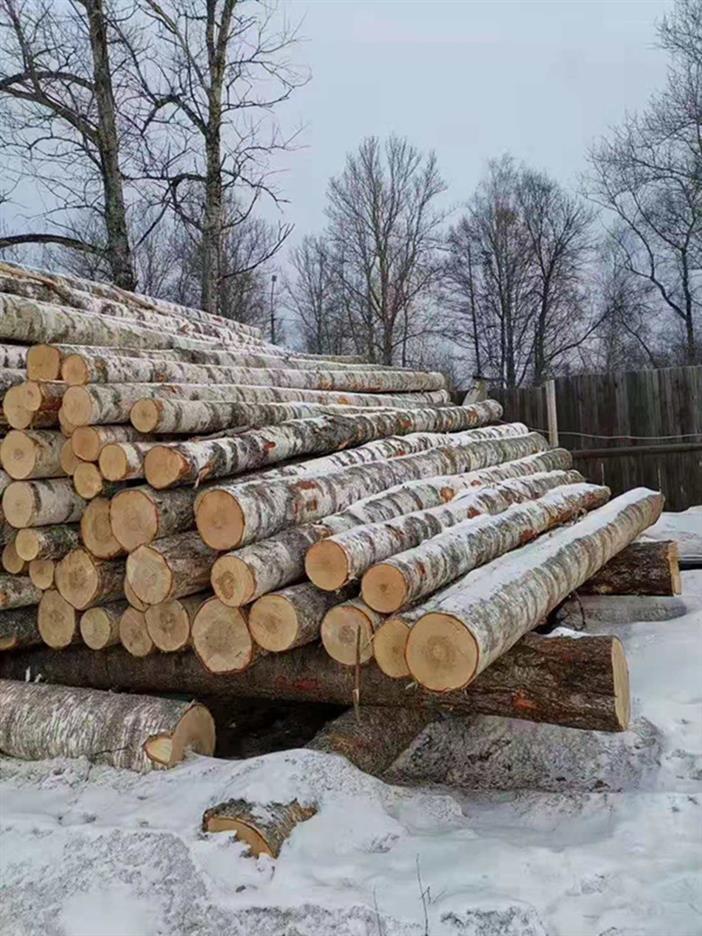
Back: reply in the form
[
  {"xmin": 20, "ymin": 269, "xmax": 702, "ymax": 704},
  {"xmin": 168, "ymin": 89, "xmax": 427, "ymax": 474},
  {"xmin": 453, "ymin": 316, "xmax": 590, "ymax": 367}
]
[{"xmin": 490, "ymin": 366, "xmax": 702, "ymax": 511}]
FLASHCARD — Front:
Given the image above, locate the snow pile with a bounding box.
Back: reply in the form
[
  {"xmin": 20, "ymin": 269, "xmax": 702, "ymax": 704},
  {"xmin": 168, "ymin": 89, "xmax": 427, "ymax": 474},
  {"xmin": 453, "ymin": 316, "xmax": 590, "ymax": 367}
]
[
  {"xmin": 1, "ymin": 528, "xmax": 701, "ymax": 935},
  {"xmin": 641, "ymin": 505, "xmax": 702, "ymax": 559}
]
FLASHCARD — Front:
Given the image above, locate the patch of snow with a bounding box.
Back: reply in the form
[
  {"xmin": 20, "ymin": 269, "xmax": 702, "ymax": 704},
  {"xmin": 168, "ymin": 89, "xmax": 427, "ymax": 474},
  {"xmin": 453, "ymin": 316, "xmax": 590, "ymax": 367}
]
[{"xmin": 640, "ymin": 505, "xmax": 702, "ymax": 559}]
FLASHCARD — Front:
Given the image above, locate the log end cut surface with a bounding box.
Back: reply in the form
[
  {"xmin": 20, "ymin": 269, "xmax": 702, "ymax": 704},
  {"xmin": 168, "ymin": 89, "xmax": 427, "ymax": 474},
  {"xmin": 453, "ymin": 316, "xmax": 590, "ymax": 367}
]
[
  {"xmin": 144, "ymin": 703, "xmax": 216, "ymax": 767},
  {"xmin": 37, "ymin": 590, "xmax": 77, "ymax": 648},
  {"xmin": 27, "ymin": 345, "xmax": 61, "ymax": 381},
  {"xmin": 405, "ymin": 612, "xmax": 479, "ymax": 691},
  {"xmin": 248, "ymin": 594, "xmax": 298, "ymax": 652},
  {"xmin": 192, "ymin": 599, "xmax": 254, "ymax": 674},
  {"xmin": 119, "ymin": 607, "xmax": 154, "ymax": 657},
  {"xmin": 127, "ymin": 546, "xmax": 171, "ymax": 605},
  {"xmin": 305, "ymin": 540, "xmax": 351, "ymax": 591},
  {"xmin": 144, "ymin": 446, "xmax": 188, "ymax": 489},
  {"xmin": 612, "ymin": 637, "xmax": 631, "ymax": 730},
  {"xmin": 211, "ymin": 554, "xmax": 255, "ymax": 607},
  {"xmin": 321, "ymin": 603, "xmax": 376, "ymax": 666},
  {"xmin": 61, "ymin": 387, "xmax": 93, "ymax": 426},
  {"xmin": 1, "ymin": 431, "xmax": 40, "ymax": 480},
  {"xmin": 61, "ymin": 354, "xmax": 90, "ymax": 386},
  {"xmin": 71, "ymin": 426, "xmax": 102, "ymax": 462},
  {"xmin": 361, "ymin": 563, "xmax": 409, "ymax": 613},
  {"xmin": 2, "ymin": 482, "xmax": 35, "ymax": 528},
  {"xmin": 130, "ymin": 399, "xmax": 159, "ymax": 433},
  {"xmin": 145, "ymin": 599, "xmax": 193, "ymax": 652},
  {"xmin": 72, "ymin": 462, "xmax": 104, "ymax": 499},
  {"xmin": 110, "ymin": 489, "xmax": 159, "ymax": 551},
  {"xmin": 99, "ymin": 444, "xmax": 129, "ymax": 481},
  {"xmin": 373, "ymin": 616, "xmax": 411, "ymax": 679},
  {"xmin": 196, "ymin": 490, "xmax": 244, "ymax": 550},
  {"xmin": 55, "ymin": 550, "xmax": 100, "ymax": 610}
]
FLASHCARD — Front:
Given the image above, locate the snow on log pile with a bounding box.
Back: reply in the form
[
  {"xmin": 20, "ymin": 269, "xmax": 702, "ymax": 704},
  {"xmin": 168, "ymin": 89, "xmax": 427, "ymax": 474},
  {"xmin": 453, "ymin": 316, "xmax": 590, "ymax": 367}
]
[{"xmin": 0, "ymin": 261, "xmax": 683, "ymax": 778}]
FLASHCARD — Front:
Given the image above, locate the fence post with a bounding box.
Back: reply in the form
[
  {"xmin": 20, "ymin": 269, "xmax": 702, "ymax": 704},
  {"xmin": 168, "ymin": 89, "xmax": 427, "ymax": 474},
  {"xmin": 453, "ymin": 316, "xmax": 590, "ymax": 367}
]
[{"xmin": 545, "ymin": 379, "xmax": 559, "ymax": 447}]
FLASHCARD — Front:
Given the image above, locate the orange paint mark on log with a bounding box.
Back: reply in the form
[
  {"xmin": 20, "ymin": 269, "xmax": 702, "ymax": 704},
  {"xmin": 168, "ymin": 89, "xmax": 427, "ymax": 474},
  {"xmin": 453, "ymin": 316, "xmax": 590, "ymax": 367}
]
[{"xmin": 512, "ymin": 690, "xmax": 538, "ymax": 712}]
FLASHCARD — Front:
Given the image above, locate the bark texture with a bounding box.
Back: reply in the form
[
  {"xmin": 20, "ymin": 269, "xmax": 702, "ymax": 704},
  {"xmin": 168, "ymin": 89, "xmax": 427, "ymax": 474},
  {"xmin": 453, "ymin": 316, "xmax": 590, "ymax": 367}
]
[
  {"xmin": 0, "ymin": 344, "xmax": 28, "ymax": 369},
  {"xmin": 249, "ymin": 582, "xmax": 356, "ymax": 652},
  {"xmin": 126, "ymin": 532, "xmax": 217, "ymax": 605},
  {"xmin": 0, "ymin": 679, "xmax": 215, "ymax": 771},
  {"xmin": 1, "ymin": 430, "xmax": 66, "ymax": 480},
  {"xmin": 0, "ymin": 573, "xmax": 41, "ymax": 609},
  {"xmin": 99, "ymin": 441, "xmax": 156, "ymax": 481},
  {"xmin": 71, "ymin": 424, "xmax": 148, "ymax": 462},
  {"xmin": 202, "ymin": 799, "xmax": 316, "ymax": 859},
  {"xmin": 405, "ymin": 488, "xmax": 663, "ymax": 692},
  {"xmin": 2, "ymin": 478, "xmax": 87, "ymax": 528},
  {"xmin": 0, "ymin": 607, "xmax": 40, "ymax": 651},
  {"xmin": 0, "ymin": 634, "xmax": 631, "ymax": 732},
  {"xmin": 579, "ymin": 540, "xmax": 681, "ymax": 596},
  {"xmin": 15, "ymin": 524, "xmax": 81, "ymax": 562}
]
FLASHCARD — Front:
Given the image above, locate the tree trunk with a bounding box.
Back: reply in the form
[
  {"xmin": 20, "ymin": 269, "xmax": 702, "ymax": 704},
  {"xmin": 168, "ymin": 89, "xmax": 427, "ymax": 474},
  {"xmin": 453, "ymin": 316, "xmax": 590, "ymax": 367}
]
[
  {"xmin": 125, "ymin": 532, "xmax": 217, "ymax": 605},
  {"xmin": 37, "ymin": 589, "xmax": 79, "ymax": 647},
  {"xmin": 27, "ymin": 344, "xmax": 186, "ymax": 382},
  {"xmin": 79, "ymin": 600, "xmax": 127, "ymax": 650},
  {"xmin": 320, "ymin": 598, "xmax": 383, "ymax": 666},
  {"xmin": 80, "ymin": 497, "xmax": 125, "ymax": 560},
  {"xmin": 99, "ymin": 440, "xmax": 156, "ymax": 482},
  {"xmin": 54, "ymin": 549, "xmax": 125, "ymax": 610},
  {"xmin": 579, "ymin": 540, "xmax": 681, "ymax": 596},
  {"xmin": 405, "ymin": 488, "xmax": 663, "ymax": 692},
  {"xmin": 3, "ymin": 381, "xmax": 66, "ymax": 430},
  {"xmin": 14, "ymin": 523, "xmax": 80, "ymax": 562},
  {"xmin": 191, "ymin": 597, "xmax": 260, "ymax": 675},
  {"xmin": 110, "ymin": 485, "xmax": 197, "ymax": 552},
  {"xmin": 0, "ymin": 634, "xmax": 631, "ymax": 732},
  {"xmin": 71, "ymin": 424, "xmax": 148, "ymax": 462},
  {"xmin": 363, "ymin": 481, "xmax": 611, "ymax": 613},
  {"xmin": 119, "ymin": 606, "xmax": 154, "ymax": 657},
  {"xmin": 59, "ymin": 439, "xmax": 80, "ymax": 476},
  {"xmin": 195, "ymin": 432, "xmax": 548, "ymax": 550},
  {"xmin": 0, "ymin": 679, "xmax": 214, "ymax": 770},
  {"xmin": 2, "ymin": 478, "xmax": 87, "ymax": 528},
  {"xmin": 0, "ymin": 344, "xmax": 28, "ymax": 369},
  {"xmin": 145, "ymin": 593, "xmax": 207, "ymax": 653},
  {"xmin": 249, "ymin": 581, "xmax": 356, "ymax": 652},
  {"xmin": 0, "ymin": 607, "xmax": 40, "ymax": 651},
  {"xmin": 0, "ymin": 573, "xmax": 42, "ymax": 609},
  {"xmin": 0, "ymin": 430, "xmax": 66, "ymax": 480},
  {"xmin": 307, "ymin": 469, "xmax": 582, "ymax": 591}
]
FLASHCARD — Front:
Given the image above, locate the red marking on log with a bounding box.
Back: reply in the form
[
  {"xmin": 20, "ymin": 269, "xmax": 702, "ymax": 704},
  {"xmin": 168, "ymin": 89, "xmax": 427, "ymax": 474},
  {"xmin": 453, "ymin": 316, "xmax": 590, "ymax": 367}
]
[
  {"xmin": 263, "ymin": 441, "xmax": 277, "ymax": 451},
  {"xmin": 440, "ymin": 487, "xmax": 454, "ymax": 502},
  {"xmin": 512, "ymin": 690, "xmax": 538, "ymax": 712}
]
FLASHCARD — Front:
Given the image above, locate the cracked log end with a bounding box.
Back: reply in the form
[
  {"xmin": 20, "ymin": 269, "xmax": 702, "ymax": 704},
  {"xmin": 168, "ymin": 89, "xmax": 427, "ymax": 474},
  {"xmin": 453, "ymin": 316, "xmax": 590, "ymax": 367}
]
[
  {"xmin": 192, "ymin": 598, "xmax": 257, "ymax": 674},
  {"xmin": 405, "ymin": 612, "xmax": 480, "ymax": 691},
  {"xmin": 304, "ymin": 539, "xmax": 350, "ymax": 591},
  {"xmin": 196, "ymin": 489, "xmax": 245, "ymax": 551},
  {"xmin": 361, "ymin": 562, "xmax": 409, "ymax": 613},
  {"xmin": 143, "ymin": 703, "xmax": 215, "ymax": 768},
  {"xmin": 211, "ymin": 554, "xmax": 256, "ymax": 607}
]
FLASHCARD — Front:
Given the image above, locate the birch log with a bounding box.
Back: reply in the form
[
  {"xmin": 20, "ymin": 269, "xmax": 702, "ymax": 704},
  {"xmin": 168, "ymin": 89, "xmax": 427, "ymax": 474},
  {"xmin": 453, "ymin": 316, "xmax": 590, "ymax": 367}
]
[
  {"xmin": 405, "ymin": 488, "xmax": 663, "ymax": 693},
  {"xmin": 0, "ymin": 679, "xmax": 215, "ymax": 771},
  {"xmin": 0, "ymin": 633, "xmax": 630, "ymax": 731},
  {"xmin": 307, "ymin": 469, "xmax": 583, "ymax": 590},
  {"xmin": 110, "ymin": 485, "xmax": 197, "ymax": 552},
  {"xmin": 119, "ymin": 606, "xmax": 154, "ymax": 657},
  {"xmin": 54, "ymin": 549, "xmax": 125, "ymax": 610},
  {"xmin": 1, "ymin": 430, "xmax": 66, "ymax": 480},
  {"xmin": 27, "ymin": 344, "xmax": 184, "ymax": 382},
  {"xmin": 0, "ymin": 344, "xmax": 28, "ymax": 369},
  {"xmin": 99, "ymin": 441, "xmax": 156, "ymax": 482},
  {"xmin": 72, "ymin": 462, "xmax": 119, "ymax": 500},
  {"xmin": 579, "ymin": 540, "xmax": 681, "ymax": 596},
  {"xmin": 0, "ymin": 607, "xmax": 40, "ymax": 651},
  {"xmin": 202, "ymin": 799, "xmax": 316, "ymax": 858},
  {"xmin": 195, "ymin": 433, "xmax": 549, "ymax": 550},
  {"xmin": 0, "ymin": 573, "xmax": 42, "ymax": 609},
  {"xmin": 143, "ymin": 409, "xmax": 508, "ymax": 490},
  {"xmin": 2, "ymin": 478, "xmax": 87, "ymax": 527},
  {"xmin": 80, "ymin": 601, "xmax": 127, "ymax": 650},
  {"xmin": 125, "ymin": 532, "xmax": 217, "ymax": 605},
  {"xmin": 145, "ymin": 593, "xmax": 208, "ymax": 652},
  {"xmin": 0, "ymin": 369, "xmax": 24, "ymax": 398},
  {"xmin": 59, "ymin": 439, "xmax": 80, "ymax": 476},
  {"xmin": 80, "ymin": 498, "xmax": 125, "ymax": 559},
  {"xmin": 362, "ymin": 482, "xmax": 612, "ymax": 613},
  {"xmin": 71, "ymin": 424, "xmax": 148, "ymax": 462},
  {"xmin": 191, "ymin": 598, "xmax": 259, "ymax": 674},
  {"xmin": 62, "ymin": 382, "xmax": 450, "ymax": 427},
  {"xmin": 320, "ymin": 598, "xmax": 383, "ymax": 666},
  {"xmin": 29, "ymin": 559, "xmax": 55, "ymax": 590},
  {"xmin": 249, "ymin": 582, "xmax": 356, "ymax": 652},
  {"xmin": 2, "ymin": 535, "xmax": 27, "ymax": 574},
  {"xmin": 3, "ymin": 381, "xmax": 66, "ymax": 430},
  {"xmin": 37, "ymin": 589, "xmax": 78, "ymax": 647}
]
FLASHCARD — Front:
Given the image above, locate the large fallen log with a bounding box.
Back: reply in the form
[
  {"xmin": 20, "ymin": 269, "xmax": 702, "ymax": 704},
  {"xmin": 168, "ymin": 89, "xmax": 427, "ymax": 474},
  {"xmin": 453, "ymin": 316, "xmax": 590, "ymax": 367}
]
[
  {"xmin": 249, "ymin": 582, "xmax": 356, "ymax": 652},
  {"xmin": 195, "ymin": 433, "xmax": 549, "ymax": 550},
  {"xmin": 0, "ymin": 573, "xmax": 41, "ymax": 609},
  {"xmin": 0, "ymin": 679, "xmax": 215, "ymax": 770},
  {"xmin": 1, "ymin": 430, "xmax": 66, "ymax": 480},
  {"xmin": 578, "ymin": 540, "xmax": 681, "ymax": 596},
  {"xmin": 126, "ymin": 532, "xmax": 217, "ymax": 605},
  {"xmin": 0, "ymin": 634, "xmax": 631, "ymax": 732},
  {"xmin": 0, "ymin": 607, "xmax": 40, "ymax": 651},
  {"xmin": 405, "ymin": 488, "xmax": 663, "ymax": 692},
  {"xmin": 2, "ymin": 478, "xmax": 87, "ymax": 528},
  {"xmin": 362, "ymin": 482, "xmax": 611, "ymax": 613}
]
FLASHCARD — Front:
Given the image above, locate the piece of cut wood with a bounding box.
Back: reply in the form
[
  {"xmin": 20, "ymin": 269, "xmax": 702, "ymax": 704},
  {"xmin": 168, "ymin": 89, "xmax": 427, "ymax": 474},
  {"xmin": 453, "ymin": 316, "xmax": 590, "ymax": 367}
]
[
  {"xmin": 15, "ymin": 523, "xmax": 81, "ymax": 561},
  {"xmin": 110, "ymin": 485, "xmax": 196, "ymax": 551},
  {"xmin": 37, "ymin": 589, "xmax": 78, "ymax": 647},
  {"xmin": 28, "ymin": 558, "xmax": 55, "ymax": 590},
  {"xmin": 202, "ymin": 799, "xmax": 316, "ymax": 858},
  {"xmin": 1, "ymin": 430, "xmax": 66, "ymax": 480},
  {"xmin": 59, "ymin": 439, "xmax": 80, "ymax": 475},
  {"xmin": 2, "ymin": 381, "xmax": 65, "ymax": 430},
  {"xmin": 124, "ymin": 577, "xmax": 149, "ymax": 612},
  {"xmin": 191, "ymin": 598, "xmax": 259, "ymax": 674},
  {"xmin": 0, "ymin": 344, "xmax": 28, "ymax": 370},
  {"xmin": 320, "ymin": 598, "xmax": 383, "ymax": 666},
  {"xmin": 0, "ymin": 634, "xmax": 631, "ymax": 732},
  {"xmin": 2, "ymin": 478, "xmax": 86, "ymax": 528},
  {"xmin": 126, "ymin": 532, "xmax": 217, "ymax": 605},
  {"xmin": 80, "ymin": 498, "xmax": 125, "ymax": 559},
  {"xmin": 54, "ymin": 549, "xmax": 125, "ymax": 610},
  {"xmin": 405, "ymin": 488, "xmax": 663, "ymax": 693},
  {"xmin": 119, "ymin": 606, "xmax": 154, "ymax": 657},
  {"xmin": 0, "ymin": 573, "xmax": 41, "ymax": 609},
  {"xmin": 99, "ymin": 441, "xmax": 154, "ymax": 482},
  {"xmin": 0, "ymin": 678, "xmax": 215, "ymax": 771},
  {"xmin": 579, "ymin": 540, "xmax": 681, "ymax": 596},
  {"xmin": 0, "ymin": 607, "xmax": 40, "ymax": 651},
  {"xmin": 249, "ymin": 582, "xmax": 355, "ymax": 652},
  {"xmin": 145, "ymin": 593, "xmax": 206, "ymax": 652},
  {"xmin": 72, "ymin": 461, "xmax": 116, "ymax": 500},
  {"xmin": 2, "ymin": 535, "xmax": 27, "ymax": 574},
  {"xmin": 80, "ymin": 601, "xmax": 127, "ymax": 650},
  {"xmin": 71, "ymin": 424, "xmax": 146, "ymax": 462}
]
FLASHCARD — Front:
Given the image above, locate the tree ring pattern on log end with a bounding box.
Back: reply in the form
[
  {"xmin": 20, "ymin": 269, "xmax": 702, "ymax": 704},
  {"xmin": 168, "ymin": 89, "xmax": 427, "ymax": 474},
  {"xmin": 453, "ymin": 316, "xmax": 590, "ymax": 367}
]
[{"xmin": 405, "ymin": 612, "xmax": 479, "ymax": 691}]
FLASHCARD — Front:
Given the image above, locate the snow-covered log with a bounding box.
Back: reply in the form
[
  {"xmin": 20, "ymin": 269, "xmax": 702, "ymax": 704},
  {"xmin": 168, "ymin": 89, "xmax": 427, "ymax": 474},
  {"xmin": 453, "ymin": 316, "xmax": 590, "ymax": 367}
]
[
  {"xmin": 195, "ymin": 432, "xmax": 549, "ymax": 550},
  {"xmin": 405, "ymin": 488, "xmax": 663, "ymax": 692},
  {"xmin": 0, "ymin": 430, "xmax": 66, "ymax": 480},
  {"xmin": 145, "ymin": 593, "xmax": 207, "ymax": 652},
  {"xmin": 202, "ymin": 799, "xmax": 316, "ymax": 858},
  {"xmin": 191, "ymin": 597, "xmax": 260, "ymax": 674},
  {"xmin": 0, "ymin": 573, "xmax": 41, "ymax": 609},
  {"xmin": 125, "ymin": 532, "xmax": 217, "ymax": 605},
  {"xmin": 0, "ymin": 607, "xmax": 40, "ymax": 651},
  {"xmin": 0, "ymin": 678, "xmax": 215, "ymax": 770},
  {"xmin": 2, "ymin": 478, "xmax": 86, "ymax": 528},
  {"xmin": 249, "ymin": 582, "xmax": 356, "ymax": 652},
  {"xmin": 54, "ymin": 549, "xmax": 125, "ymax": 610}
]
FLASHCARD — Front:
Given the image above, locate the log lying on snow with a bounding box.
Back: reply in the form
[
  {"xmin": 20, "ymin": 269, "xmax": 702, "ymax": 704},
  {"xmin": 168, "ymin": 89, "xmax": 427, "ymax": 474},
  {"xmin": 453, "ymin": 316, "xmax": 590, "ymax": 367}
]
[
  {"xmin": 3, "ymin": 381, "xmax": 65, "ymax": 430},
  {"xmin": 62, "ymin": 382, "xmax": 450, "ymax": 427},
  {"xmin": 250, "ymin": 582, "xmax": 356, "ymax": 652},
  {"xmin": 405, "ymin": 488, "xmax": 663, "ymax": 693},
  {"xmin": 203, "ymin": 798, "xmax": 317, "ymax": 858},
  {"xmin": 79, "ymin": 601, "xmax": 127, "ymax": 650},
  {"xmin": 0, "ymin": 573, "xmax": 41, "ymax": 609},
  {"xmin": 578, "ymin": 539, "xmax": 681, "ymax": 596},
  {"xmin": 143, "ymin": 405, "xmax": 506, "ymax": 489},
  {"xmin": 71, "ymin": 424, "xmax": 147, "ymax": 462},
  {"xmin": 363, "ymin": 482, "xmax": 611, "ymax": 613},
  {"xmin": 145, "ymin": 593, "xmax": 207, "ymax": 652},
  {"xmin": 0, "ymin": 679, "xmax": 215, "ymax": 771},
  {"xmin": 126, "ymin": 532, "xmax": 216, "ymax": 605},
  {"xmin": 0, "ymin": 633, "xmax": 631, "ymax": 732},
  {"xmin": 307, "ymin": 469, "xmax": 583, "ymax": 591},
  {"xmin": 196, "ymin": 432, "xmax": 549, "ymax": 550},
  {"xmin": 54, "ymin": 549, "xmax": 125, "ymax": 610},
  {"xmin": 191, "ymin": 598, "xmax": 259, "ymax": 675},
  {"xmin": 2, "ymin": 478, "xmax": 86, "ymax": 528},
  {"xmin": 0, "ymin": 430, "xmax": 66, "ymax": 480},
  {"xmin": 0, "ymin": 607, "xmax": 40, "ymax": 651}
]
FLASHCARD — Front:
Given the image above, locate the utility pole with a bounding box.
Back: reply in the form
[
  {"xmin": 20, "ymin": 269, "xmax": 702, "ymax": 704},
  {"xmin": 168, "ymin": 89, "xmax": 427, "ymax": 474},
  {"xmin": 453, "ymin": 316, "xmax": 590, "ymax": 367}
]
[{"xmin": 270, "ymin": 273, "xmax": 278, "ymax": 344}]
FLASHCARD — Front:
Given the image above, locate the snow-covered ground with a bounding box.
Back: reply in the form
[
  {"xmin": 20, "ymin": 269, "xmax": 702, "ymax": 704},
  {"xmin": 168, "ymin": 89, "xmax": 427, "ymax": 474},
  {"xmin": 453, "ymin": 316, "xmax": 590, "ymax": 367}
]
[{"xmin": 1, "ymin": 512, "xmax": 701, "ymax": 936}]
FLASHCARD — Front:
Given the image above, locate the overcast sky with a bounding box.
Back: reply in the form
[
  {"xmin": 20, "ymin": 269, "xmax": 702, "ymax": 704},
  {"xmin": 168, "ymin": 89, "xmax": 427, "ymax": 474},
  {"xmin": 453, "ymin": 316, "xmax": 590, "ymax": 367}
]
[{"xmin": 275, "ymin": 0, "xmax": 671, "ymax": 241}]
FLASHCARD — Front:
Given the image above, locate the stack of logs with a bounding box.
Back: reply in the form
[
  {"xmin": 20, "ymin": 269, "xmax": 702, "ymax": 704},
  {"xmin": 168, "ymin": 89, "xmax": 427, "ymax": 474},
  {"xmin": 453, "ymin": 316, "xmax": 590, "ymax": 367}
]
[{"xmin": 0, "ymin": 261, "xmax": 682, "ymax": 783}]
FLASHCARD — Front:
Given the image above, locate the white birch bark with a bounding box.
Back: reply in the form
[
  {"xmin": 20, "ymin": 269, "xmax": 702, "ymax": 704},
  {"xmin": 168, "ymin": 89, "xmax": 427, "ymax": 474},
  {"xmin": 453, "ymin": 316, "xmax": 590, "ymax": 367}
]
[
  {"xmin": 249, "ymin": 581, "xmax": 356, "ymax": 652},
  {"xmin": 0, "ymin": 344, "xmax": 28, "ymax": 369},
  {"xmin": 0, "ymin": 573, "xmax": 42, "ymax": 609},
  {"xmin": 71, "ymin": 424, "xmax": 148, "ymax": 461},
  {"xmin": 15, "ymin": 523, "xmax": 81, "ymax": 561},
  {"xmin": 2, "ymin": 478, "xmax": 87, "ymax": 527},
  {"xmin": 0, "ymin": 607, "xmax": 40, "ymax": 651},
  {"xmin": 126, "ymin": 532, "xmax": 218, "ymax": 605},
  {"xmin": 1, "ymin": 430, "xmax": 66, "ymax": 480}
]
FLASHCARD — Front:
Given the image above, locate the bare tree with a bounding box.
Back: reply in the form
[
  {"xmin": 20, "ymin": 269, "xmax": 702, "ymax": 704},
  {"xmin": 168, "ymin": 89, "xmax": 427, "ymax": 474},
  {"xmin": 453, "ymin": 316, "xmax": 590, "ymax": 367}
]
[
  {"xmin": 324, "ymin": 135, "xmax": 448, "ymax": 364},
  {"xmin": 587, "ymin": 0, "xmax": 701, "ymax": 363},
  {"xmin": 0, "ymin": 0, "xmax": 137, "ymax": 288},
  {"xmin": 286, "ymin": 235, "xmax": 351, "ymax": 355},
  {"xmin": 124, "ymin": 0, "xmax": 305, "ymax": 316}
]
